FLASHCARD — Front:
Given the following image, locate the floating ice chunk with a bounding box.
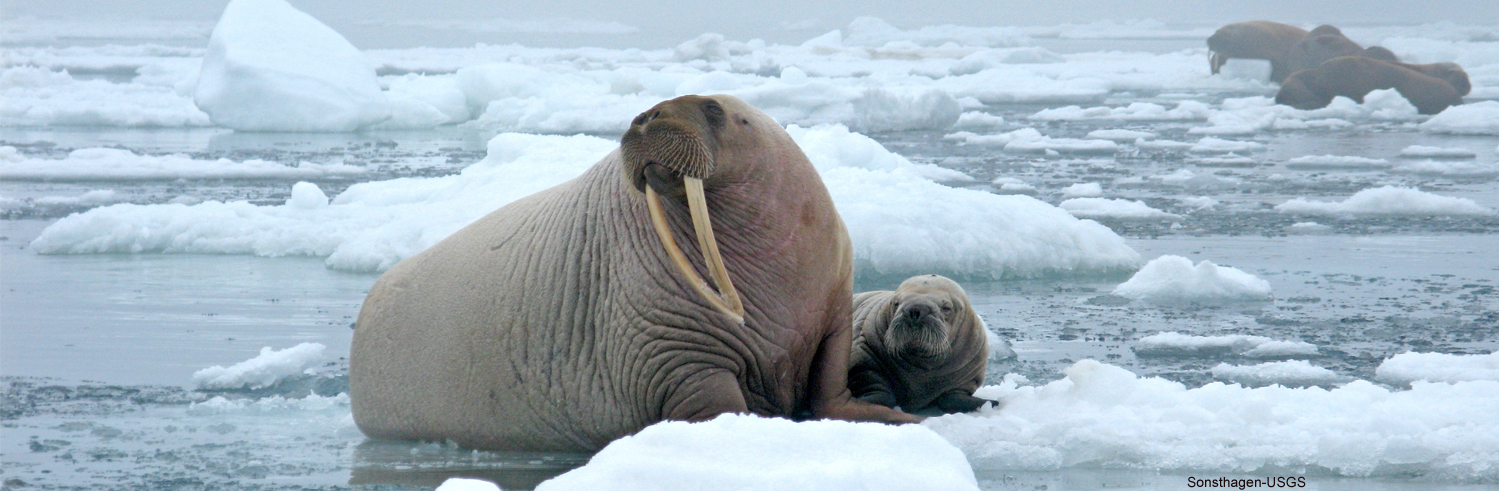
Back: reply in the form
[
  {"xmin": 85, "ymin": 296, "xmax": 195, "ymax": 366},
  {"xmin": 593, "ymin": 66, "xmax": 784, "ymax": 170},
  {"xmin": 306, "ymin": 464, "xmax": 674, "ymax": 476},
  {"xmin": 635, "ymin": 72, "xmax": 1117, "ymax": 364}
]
[
  {"xmin": 1284, "ymin": 155, "xmax": 1392, "ymax": 170},
  {"xmin": 194, "ymin": 0, "xmax": 390, "ymax": 131},
  {"xmin": 1276, "ymin": 186, "xmax": 1495, "ymax": 216},
  {"xmin": 437, "ymin": 479, "xmax": 501, "ymax": 491},
  {"xmin": 1192, "ymin": 153, "xmax": 1255, "ymax": 167},
  {"xmin": 1190, "ymin": 93, "xmax": 1415, "ymax": 135},
  {"xmin": 1189, "ymin": 137, "xmax": 1264, "ymax": 154},
  {"xmin": 840, "ymin": 17, "xmax": 1029, "ymax": 48},
  {"xmin": 1133, "ymin": 332, "xmax": 1316, "ymax": 358},
  {"xmin": 1030, "ymin": 101, "xmax": 1210, "ymax": 121},
  {"xmin": 187, "ymin": 392, "xmax": 348, "ymax": 415},
  {"xmin": 0, "ymin": 147, "xmax": 365, "ymax": 181},
  {"xmin": 371, "ymin": 74, "xmax": 471, "ymax": 129},
  {"xmin": 951, "ymin": 111, "xmax": 1006, "ymax": 129},
  {"xmin": 991, "ymin": 177, "xmax": 1037, "ymax": 195},
  {"xmin": 946, "ymin": 128, "xmax": 1116, "ymax": 154},
  {"xmin": 35, "ymin": 190, "xmax": 119, "ymax": 207},
  {"xmin": 1179, "ymin": 196, "xmax": 1219, "ymax": 210},
  {"xmin": 192, "ymin": 342, "xmax": 326, "ymax": 390},
  {"xmin": 1287, "ymin": 221, "xmax": 1333, "ymax": 234},
  {"xmin": 1375, "ymin": 352, "xmax": 1499, "ymax": 386},
  {"xmin": 1211, "ymin": 361, "xmax": 1345, "ymax": 387},
  {"xmin": 1113, "ymin": 255, "xmax": 1272, "ymax": 304},
  {"xmin": 1060, "ymin": 182, "xmax": 1102, "ymax": 198},
  {"xmin": 928, "ymin": 359, "xmax": 1499, "ymax": 479},
  {"xmin": 1390, "ymin": 160, "xmax": 1499, "ymax": 178},
  {"xmin": 1, "ymin": 66, "xmax": 210, "ymax": 127},
  {"xmin": 1086, "ymin": 129, "xmax": 1156, "ymax": 141},
  {"xmin": 536, "ymin": 413, "xmax": 978, "ymax": 491},
  {"xmin": 949, "ymin": 47, "xmax": 1064, "ymax": 75},
  {"xmin": 1420, "ymin": 101, "xmax": 1499, "ymax": 135},
  {"xmin": 288, "ymin": 182, "xmax": 329, "ymax": 209},
  {"xmin": 1399, "ymin": 145, "xmax": 1476, "ymax": 159},
  {"xmin": 1152, "ymin": 169, "xmax": 1237, "ymax": 189},
  {"xmin": 674, "ymin": 33, "xmax": 729, "ymax": 62},
  {"xmin": 1059, "ymin": 198, "xmax": 1181, "ymax": 220},
  {"xmin": 793, "ymin": 124, "xmax": 972, "ymax": 182},
  {"xmin": 1133, "ymin": 139, "xmax": 1194, "ymax": 150}
]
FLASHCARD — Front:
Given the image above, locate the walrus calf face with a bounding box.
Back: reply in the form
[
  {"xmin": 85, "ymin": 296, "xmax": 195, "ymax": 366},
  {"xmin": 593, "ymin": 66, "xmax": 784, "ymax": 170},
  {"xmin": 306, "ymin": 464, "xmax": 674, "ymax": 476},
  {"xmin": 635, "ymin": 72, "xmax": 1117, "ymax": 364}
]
[{"xmin": 884, "ymin": 280, "xmax": 964, "ymax": 362}]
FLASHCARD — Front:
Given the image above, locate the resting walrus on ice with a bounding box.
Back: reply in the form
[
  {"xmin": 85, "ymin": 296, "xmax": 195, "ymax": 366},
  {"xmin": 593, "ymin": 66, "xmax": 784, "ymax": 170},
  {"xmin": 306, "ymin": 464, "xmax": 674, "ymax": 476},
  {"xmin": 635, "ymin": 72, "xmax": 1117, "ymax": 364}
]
[
  {"xmin": 348, "ymin": 94, "xmax": 919, "ymax": 452},
  {"xmin": 849, "ymin": 275, "xmax": 997, "ymax": 415}
]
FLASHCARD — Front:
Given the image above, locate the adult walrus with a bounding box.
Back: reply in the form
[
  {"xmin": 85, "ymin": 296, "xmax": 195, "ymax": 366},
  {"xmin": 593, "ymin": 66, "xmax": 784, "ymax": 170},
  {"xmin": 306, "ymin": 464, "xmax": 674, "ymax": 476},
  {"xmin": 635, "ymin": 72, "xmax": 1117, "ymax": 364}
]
[
  {"xmin": 1207, "ymin": 21, "xmax": 1308, "ymax": 83},
  {"xmin": 848, "ymin": 275, "xmax": 996, "ymax": 415},
  {"xmin": 1276, "ymin": 56, "xmax": 1463, "ymax": 114},
  {"xmin": 1285, "ymin": 25, "xmax": 1402, "ymax": 75},
  {"xmin": 349, "ymin": 94, "xmax": 919, "ymax": 452}
]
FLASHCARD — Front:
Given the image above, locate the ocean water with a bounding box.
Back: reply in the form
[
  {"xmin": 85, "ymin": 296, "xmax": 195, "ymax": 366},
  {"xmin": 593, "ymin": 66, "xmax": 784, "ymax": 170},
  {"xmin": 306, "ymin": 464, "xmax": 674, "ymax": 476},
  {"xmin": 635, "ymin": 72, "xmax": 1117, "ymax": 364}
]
[{"xmin": 4, "ymin": 16, "xmax": 1499, "ymax": 490}]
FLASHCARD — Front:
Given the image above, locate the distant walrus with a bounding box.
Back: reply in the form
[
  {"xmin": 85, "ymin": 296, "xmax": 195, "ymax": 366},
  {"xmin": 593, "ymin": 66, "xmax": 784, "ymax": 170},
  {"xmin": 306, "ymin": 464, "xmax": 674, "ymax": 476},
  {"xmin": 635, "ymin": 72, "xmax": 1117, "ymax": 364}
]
[
  {"xmin": 1285, "ymin": 24, "xmax": 1403, "ymax": 75},
  {"xmin": 1276, "ymin": 56, "xmax": 1462, "ymax": 114},
  {"xmin": 350, "ymin": 94, "xmax": 919, "ymax": 453},
  {"xmin": 848, "ymin": 275, "xmax": 997, "ymax": 414},
  {"xmin": 1207, "ymin": 21, "xmax": 1309, "ymax": 83}
]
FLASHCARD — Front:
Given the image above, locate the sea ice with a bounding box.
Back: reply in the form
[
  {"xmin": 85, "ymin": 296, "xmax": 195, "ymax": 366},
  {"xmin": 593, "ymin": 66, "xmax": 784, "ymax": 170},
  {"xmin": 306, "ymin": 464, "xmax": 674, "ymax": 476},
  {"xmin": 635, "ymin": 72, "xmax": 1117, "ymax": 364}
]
[
  {"xmin": 1059, "ymin": 198, "xmax": 1181, "ymax": 220},
  {"xmin": 1211, "ymin": 360, "xmax": 1346, "ymax": 387},
  {"xmin": 1375, "ymin": 351, "xmax": 1499, "ymax": 386},
  {"xmin": 951, "ymin": 111, "xmax": 1006, "ymax": 129},
  {"xmin": 927, "ymin": 360, "xmax": 1499, "ymax": 479},
  {"xmin": 0, "ymin": 146, "xmax": 365, "ymax": 181},
  {"xmin": 1132, "ymin": 332, "xmax": 1317, "ymax": 358},
  {"xmin": 536, "ymin": 413, "xmax": 978, "ymax": 491},
  {"xmin": 1085, "ymin": 129, "xmax": 1156, "ymax": 141},
  {"xmin": 1420, "ymin": 101, "xmax": 1499, "ymax": 135},
  {"xmin": 1276, "ymin": 186, "xmax": 1495, "ymax": 216},
  {"xmin": 1030, "ymin": 101, "xmax": 1210, "ymax": 121},
  {"xmin": 34, "ymin": 190, "xmax": 119, "ymax": 207},
  {"xmin": 945, "ymin": 128, "xmax": 1119, "ymax": 154},
  {"xmin": 1112, "ymin": 255, "xmax": 1272, "ymax": 304},
  {"xmin": 193, "ymin": 0, "xmax": 391, "ymax": 131},
  {"xmin": 1060, "ymin": 182, "xmax": 1102, "ymax": 198},
  {"xmin": 1283, "ymin": 155, "xmax": 1392, "ymax": 170},
  {"xmin": 436, "ymin": 479, "xmax": 501, "ymax": 491},
  {"xmin": 1389, "ymin": 160, "xmax": 1499, "ymax": 179},
  {"xmin": 1, "ymin": 66, "xmax": 210, "ymax": 127},
  {"xmin": 1189, "ymin": 137, "xmax": 1264, "ymax": 154},
  {"xmin": 1399, "ymin": 145, "xmax": 1477, "ymax": 159},
  {"xmin": 191, "ymin": 342, "xmax": 326, "ymax": 390},
  {"xmin": 991, "ymin": 177, "xmax": 1037, "ymax": 195}
]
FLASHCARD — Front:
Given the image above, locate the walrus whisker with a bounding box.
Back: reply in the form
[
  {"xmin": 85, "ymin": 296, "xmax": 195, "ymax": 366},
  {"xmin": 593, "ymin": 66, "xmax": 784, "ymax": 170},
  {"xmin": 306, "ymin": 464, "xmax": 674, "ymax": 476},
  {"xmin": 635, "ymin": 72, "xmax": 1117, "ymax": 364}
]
[
  {"xmin": 684, "ymin": 177, "xmax": 745, "ymax": 316},
  {"xmin": 646, "ymin": 180, "xmax": 746, "ymax": 324}
]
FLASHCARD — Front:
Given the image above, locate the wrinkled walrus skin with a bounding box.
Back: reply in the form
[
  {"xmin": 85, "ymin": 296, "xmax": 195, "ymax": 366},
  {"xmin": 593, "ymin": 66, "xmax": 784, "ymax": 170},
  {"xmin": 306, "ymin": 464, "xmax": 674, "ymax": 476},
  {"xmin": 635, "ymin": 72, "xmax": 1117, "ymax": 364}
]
[
  {"xmin": 1207, "ymin": 21, "xmax": 1309, "ymax": 83},
  {"xmin": 350, "ymin": 94, "xmax": 919, "ymax": 452},
  {"xmin": 1285, "ymin": 25, "xmax": 1403, "ymax": 76},
  {"xmin": 1276, "ymin": 56, "xmax": 1463, "ymax": 115},
  {"xmin": 849, "ymin": 275, "xmax": 996, "ymax": 415}
]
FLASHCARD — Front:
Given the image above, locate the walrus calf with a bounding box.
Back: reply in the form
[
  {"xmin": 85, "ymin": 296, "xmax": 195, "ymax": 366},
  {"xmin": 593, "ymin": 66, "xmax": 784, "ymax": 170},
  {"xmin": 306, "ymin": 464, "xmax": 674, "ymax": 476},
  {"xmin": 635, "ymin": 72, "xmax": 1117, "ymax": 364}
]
[
  {"xmin": 849, "ymin": 275, "xmax": 996, "ymax": 415},
  {"xmin": 1276, "ymin": 56, "xmax": 1463, "ymax": 114},
  {"xmin": 350, "ymin": 95, "xmax": 919, "ymax": 453},
  {"xmin": 1207, "ymin": 21, "xmax": 1309, "ymax": 83}
]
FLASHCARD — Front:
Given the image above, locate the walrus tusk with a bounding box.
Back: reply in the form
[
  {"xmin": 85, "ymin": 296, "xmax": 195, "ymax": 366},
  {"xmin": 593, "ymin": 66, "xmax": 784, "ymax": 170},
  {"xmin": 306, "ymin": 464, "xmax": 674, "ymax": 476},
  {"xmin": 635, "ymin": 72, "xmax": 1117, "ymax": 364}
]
[{"xmin": 646, "ymin": 178, "xmax": 746, "ymax": 324}]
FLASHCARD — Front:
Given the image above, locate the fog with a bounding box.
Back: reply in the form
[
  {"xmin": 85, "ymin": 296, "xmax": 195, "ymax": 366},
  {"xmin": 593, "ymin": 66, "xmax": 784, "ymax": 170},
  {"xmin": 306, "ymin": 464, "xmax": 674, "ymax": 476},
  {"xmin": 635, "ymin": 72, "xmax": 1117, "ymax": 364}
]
[{"xmin": 7, "ymin": 0, "xmax": 1496, "ymax": 49}]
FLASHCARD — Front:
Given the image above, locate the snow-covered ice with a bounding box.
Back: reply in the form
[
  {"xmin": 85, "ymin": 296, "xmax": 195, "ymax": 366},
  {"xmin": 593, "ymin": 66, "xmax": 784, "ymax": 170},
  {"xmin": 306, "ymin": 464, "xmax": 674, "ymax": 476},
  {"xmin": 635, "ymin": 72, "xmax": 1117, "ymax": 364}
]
[
  {"xmin": 1420, "ymin": 101, "xmax": 1499, "ymax": 135},
  {"xmin": 928, "ymin": 360, "xmax": 1499, "ymax": 479},
  {"xmin": 946, "ymin": 128, "xmax": 1119, "ymax": 154},
  {"xmin": 1059, "ymin": 182, "xmax": 1102, "ymax": 198},
  {"xmin": 1084, "ymin": 129, "xmax": 1155, "ymax": 141},
  {"xmin": 536, "ymin": 413, "xmax": 978, "ymax": 491},
  {"xmin": 1211, "ymin": 360, "xmax": 1346, "ymax": 387},
  {"xmin": 2, "ymin": 66, "xmax": 210, "ymax": 127},
  {"xmin": 1399, "ymin": 145, "xmax": 1477, "ymax": 159},
  {"xmin": 1112, "ymin": 255, "xmax": 1272, "ymax": 304},
  {"xmin": 1389, "ymin": 160, "xmax": 1499, "ymax": 179},
  {"xmin": 1059, "ymin": 198, "xmax": 1181, "ymax": 220},
  {"xmin": 1375, "ymin": 351, "xmax": 1499, "ymax": 386},
  {"xmin": 190, "ymin": 342, "xmax": 326, "ymax": 390},
  {"xmin": 1283, "ymin": 155, "xmax": 1392, "ymax": 170},
  {"xmin": 193, "ymin": 0, "xmax": 391, "ymax": 131},
  {"xmin": 1132, "ymin": 332, "xmax": 1317, "ymax": 359},
  {"xmin": 1030, "ymin": 101, "xmax": 1210, "ymax": 121},
  {"xmin": 0, "ymin": 147, "xmax": 365, "ymax": 181},
  {"xmin": 1276, "ymin": 186, "xmax": 1495, "ymax": 216},
  {"xmin": 991, "ymin": 177, "xmax": 1037, "ymax": 195},
  {"xmin": 1188, "ymin": 137, "xmax": 1264, "ymax": 154}
]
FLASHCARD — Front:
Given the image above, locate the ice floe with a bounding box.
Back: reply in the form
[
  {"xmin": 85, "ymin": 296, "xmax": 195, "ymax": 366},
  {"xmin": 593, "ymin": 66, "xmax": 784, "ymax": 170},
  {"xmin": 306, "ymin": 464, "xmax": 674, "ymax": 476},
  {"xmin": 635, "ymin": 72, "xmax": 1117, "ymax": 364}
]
[
  {"xmin": 1, "ymin": 66, "xmax": 210, "ymax": 127},
  {"xmin": 1283, "ymin": 155, "xmax": 1392, "ymax": 170},
  {"xmin": 1059, "ymin": 198, "xmax": 1180, "ymax": 220},
  {"xmin": 536, "ymin": 413, "xmax": 978, "ymax": 491},
  {"xmin": 191, "ymin": 342, "xmax": 327, "ymax": 390},
  {"xmin": 1375, "ymin": 351, "xmax": 1499, "ymax": 386},
  {"xmin": 1059, "ymin": 182, "xmax": 1102, "ymax": 198},
  {"xmin": 1399, "ymin": 145, "xmax": 1477, "ymax": 159},
  {"xmin": 1030, "ymin": 101, "xmax": 1210, "ymax": 121},
  {"xmin": 1276, "ymin": 186, "xmax": 1495, "ymax": 216},
  {"xmin": 929, "ymin": 360, "xmax": 1499, "ymax": 480},
  {"xmin": 193, "ymin": 0, "xmax": 391, "ymax": 131},
  {"xmin": 1211, "ymin": 360, "xmax": 1346, "ymax": 387},
  {"xmin": 1084, "ymin": 129, "xmax": 1155, "ymax": 141},
  {"xmin": 1420, "ymin": 101, "xmax": 1499, "ymax": 135},
  {"xmin": 1389, "ymin": 160, "xmax": 1499, "ymax": 179},
  {"xmin": 1113, "ymin": 255, "xmax": 1272, "ymax": 304},
  {"xmin": 946, "ymin": 128, "xmax": 1119, "ymax": 154},
  {"xmin": 32, "ymin": 125, "xmax": 1141, "ymax": 279},
  {"xmin": 1132, "ymin": 332, "xmax": 1318, "ymax": 358},
  {"xmin": 0, "ymin": 146, "xmax": 365, "ymax": 181}
]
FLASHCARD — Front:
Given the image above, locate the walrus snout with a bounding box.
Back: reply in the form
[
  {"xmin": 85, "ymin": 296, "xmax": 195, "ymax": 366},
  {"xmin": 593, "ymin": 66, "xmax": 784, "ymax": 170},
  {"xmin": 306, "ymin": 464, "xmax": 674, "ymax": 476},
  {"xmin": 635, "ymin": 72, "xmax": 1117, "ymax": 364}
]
[{"xmin": 886, "ymin": 299, "xmax": 951, "ymax": 360}]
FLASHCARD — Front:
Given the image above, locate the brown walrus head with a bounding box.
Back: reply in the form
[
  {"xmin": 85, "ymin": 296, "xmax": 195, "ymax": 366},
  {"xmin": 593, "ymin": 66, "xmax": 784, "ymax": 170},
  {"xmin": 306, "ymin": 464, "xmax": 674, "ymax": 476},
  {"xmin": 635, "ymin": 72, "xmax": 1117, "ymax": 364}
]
[
  {"xmin": 881, "ymin": 275, "xmax": 972, "ymax": 365},
  {"xmin": 619, "ymin": 95, "xmax": 745, "ymax": 323}
]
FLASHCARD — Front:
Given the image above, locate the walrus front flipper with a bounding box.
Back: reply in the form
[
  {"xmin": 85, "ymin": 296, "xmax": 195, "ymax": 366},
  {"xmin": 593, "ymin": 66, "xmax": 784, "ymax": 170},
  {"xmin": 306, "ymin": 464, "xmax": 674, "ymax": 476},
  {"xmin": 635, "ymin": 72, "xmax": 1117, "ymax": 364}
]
[{"xmin": 933, "ymin": 391, "xmax": 998, "ymax": 414}]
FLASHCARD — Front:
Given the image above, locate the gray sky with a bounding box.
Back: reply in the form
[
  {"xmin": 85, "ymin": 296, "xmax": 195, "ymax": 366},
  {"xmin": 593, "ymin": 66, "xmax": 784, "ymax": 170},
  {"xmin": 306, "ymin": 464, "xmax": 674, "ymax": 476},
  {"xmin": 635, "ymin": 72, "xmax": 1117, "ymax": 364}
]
[{"xmin": 6, "ymin": 0, "xmax": 1496, "ymax": 49}]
